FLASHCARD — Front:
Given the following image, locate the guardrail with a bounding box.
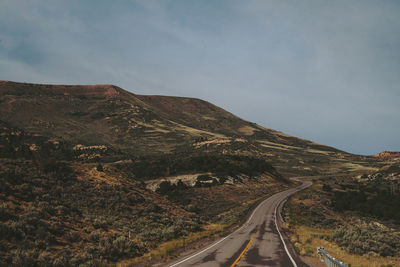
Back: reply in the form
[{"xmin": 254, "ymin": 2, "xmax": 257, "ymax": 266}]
[{"xmin": 317, "ymin": 247, "xmax": 348, "ymax": 267}]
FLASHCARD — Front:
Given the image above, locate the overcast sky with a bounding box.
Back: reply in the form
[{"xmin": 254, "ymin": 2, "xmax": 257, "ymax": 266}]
[{"xmin": 1, "ymin": 0, "xmax": 399, "ymax": 155}]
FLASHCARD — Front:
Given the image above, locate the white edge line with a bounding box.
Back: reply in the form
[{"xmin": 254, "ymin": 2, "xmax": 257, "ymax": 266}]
[
  {"xmin": 274, "ymin": 180, "xmax": 312, "ymax": 267},
  {"xmin": 169, "ymin": 193, "xmax": 277, "ymax": 267},
  {"xmin": 169, "ymin": 179, "xmax": 311, "ymax": 267},
  {"xmin": 169, "ymin": 234, "xmax": 230, "ymax": 267},
  {"xmin": 275, "ymin": 198, "xmax": 298, "ymax": 267}
]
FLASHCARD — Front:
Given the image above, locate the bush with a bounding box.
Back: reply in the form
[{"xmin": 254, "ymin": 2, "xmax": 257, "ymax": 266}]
[
  {"xmin": 96, "ymin": 164, "xmax": 104, "ymax": 172},
  {"xmin": 332, "ymin": 225, "xmax": 400, "ymax": 257},
  {"xmin": 89, "ymin": 231, "xmax": 103, "ymax": 242},
  {"xmin": 112, "ymin": 236, "xmax": 137, "ymax": 257},
  {"xmin": 97, "ymin": 234, "xmax": 142, "ymax": 260},
  {"xmin": 11, "ymin": 249, "xmax": 38, "ymax": 266},
  {"xmin": 93, "ymin": 218, "xmax": 109, "ymax": 230},
  {"xmin": 0, "ymin": 203, "xmax": 13, "ymax": 221},
  {"xmin": 331, "ymin": 185, "xmax": 400, "ymax": 223},
  {"xmin": 218, "ymin": 176, "xmax": 228, "ymax": 185},
  {"xmin": 303, "ymin": 245, "xmax": 314, "ymax": 256},
  {"xmin": 65, "ymin": 230, "xmax": 81, "ymax": 242},
  {"xmin": 156, "ymin": 181, "xmax": 174, "ymax": 195},
  {"xmin": 0, "ymin": 220, "xmax": 25, "ymax": 240},
  {"xmin": 322, "ymin": 184, "xmax": 332, "ymax": 192},
  {"xmin": 37, "ymin": 251, "xmax": 53, "ymax": 266}
]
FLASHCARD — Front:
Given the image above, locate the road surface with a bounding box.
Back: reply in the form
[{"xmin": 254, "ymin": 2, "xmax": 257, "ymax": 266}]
[{"xmin": 167, "ymin": 179, "xmax": 312, "ymax": 267}]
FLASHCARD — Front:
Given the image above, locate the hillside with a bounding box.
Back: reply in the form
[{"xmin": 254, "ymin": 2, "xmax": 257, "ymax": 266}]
[
  {"xmin": 0, "ymin": 81, "xmax": 381, "ymax": 266},
  {"xmin": 374, "ymin": 151, "xmax": 400, "ymax": 159},
  {"xmin": 0, "ymin": 81, "xmax": 327, "ymax": 150},
  {"xmin": 0, "ymin": 81, "xmax": 374, "ymax": 176},
  {"xmin": 284, "ymin": 162, "xmax": 400, "ymax": 266}
]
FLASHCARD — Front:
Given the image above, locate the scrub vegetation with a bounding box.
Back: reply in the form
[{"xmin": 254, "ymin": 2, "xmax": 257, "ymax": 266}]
[
  {"xmin": 0, "ymin": 81, "xmax": 391, "ymax": 266},
  {"xmin": 284, "ymin": 163, "xmax": 400, "ymax": 266},
  {"xmin": 0, "ymin": 122, "xmax": 287, "ymax": 265}
]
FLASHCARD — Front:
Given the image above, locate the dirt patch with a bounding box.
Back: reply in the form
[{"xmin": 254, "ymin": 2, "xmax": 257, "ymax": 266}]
[{"xmin": 238, "ymin": 125, "xmax": 258, "ymax": 135}]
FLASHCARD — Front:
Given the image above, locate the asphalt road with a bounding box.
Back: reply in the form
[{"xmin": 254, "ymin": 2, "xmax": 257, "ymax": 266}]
[{"xmin": 167, "ymin": 179, "xmax": 312, "ymax": 267}]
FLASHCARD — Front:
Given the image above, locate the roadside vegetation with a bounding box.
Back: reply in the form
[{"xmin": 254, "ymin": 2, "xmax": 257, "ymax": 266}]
[
  {"xmin": 1, "ymin": 82, "xmax": 385, "ymax": 266},
  {"xmin": 119, "ymin": 153, "xmax": 286, "ymax": 182},
  {"xmin": 0, "ymin": 124, "xmax": 287, "ymax": 266},
  {"xmin": 283, "ymin": 167, "xmax": 400, "ymax": 266}
]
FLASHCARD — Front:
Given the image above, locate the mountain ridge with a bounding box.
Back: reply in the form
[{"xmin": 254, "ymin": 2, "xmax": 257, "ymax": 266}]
[
  {"xmin": 0, "ymin": 80, "xmax": 340, "ymax": 149},
  {"xmin": 0, "ymin": 80, "xmax": 370, "ymax": 177}
]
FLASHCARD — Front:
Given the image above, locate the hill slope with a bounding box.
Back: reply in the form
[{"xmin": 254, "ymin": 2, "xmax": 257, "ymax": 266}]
[
  {"xmin": 0, "ymin": 81, "xmax": 380, "ymax": 265},
  {"xmin": 0, "ymin": 80, "xmax": 371, "ymax": 176}
]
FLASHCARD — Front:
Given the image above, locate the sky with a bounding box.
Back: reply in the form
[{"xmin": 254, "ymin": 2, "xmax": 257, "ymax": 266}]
[{"xmin": 0, "ymin": 0, "xmax": 399, "ymax": 155}]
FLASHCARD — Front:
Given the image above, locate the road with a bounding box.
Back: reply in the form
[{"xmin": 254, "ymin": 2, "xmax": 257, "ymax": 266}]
[{"xmin": 167, "ymin": 179, "xmax": 312, "ymax": 267}]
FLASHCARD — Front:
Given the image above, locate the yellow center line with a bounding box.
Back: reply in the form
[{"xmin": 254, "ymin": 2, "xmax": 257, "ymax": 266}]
[{"xmin": 230, "ymin": 237, "xmax": 254, "ymax": 267}]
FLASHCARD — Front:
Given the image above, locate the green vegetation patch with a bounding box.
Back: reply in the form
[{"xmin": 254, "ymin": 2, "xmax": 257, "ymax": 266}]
[
  {"xmin": 332, "ymin": 184, "xmax": 400, "ymax": 223},
  {"xmin": 124, "ymin": 153, "xmax": 285, "ymax": 182},
  {"xmin": 332, "ymin": 225, "xmax": 400, "ymax": 257}
]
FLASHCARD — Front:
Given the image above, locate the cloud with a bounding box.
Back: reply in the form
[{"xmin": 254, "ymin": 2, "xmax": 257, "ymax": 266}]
[{"xmin": 0, "ymin": 0, "xmax": 399, "ymax": 154}]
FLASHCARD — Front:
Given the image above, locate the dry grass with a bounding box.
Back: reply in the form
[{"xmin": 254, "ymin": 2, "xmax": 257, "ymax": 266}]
[
  {"xmin": 202, "ymin": 115, "xmax": 217, "ymax": 121},
  {"xmin": 116, "ymin": 223, "xmax": 227, "ymax": 267},
  {"xmin": 260, "ymin": 143, "xmax": 291, "ymax": 151},
  {"xmin": 289, "ymin": 225, "xmax": 400, "ymax": 267},
  {"xmin": 257, "ymin": 140, "xmax": 299, "ymax": 150},
  {"xmin": 305, "ymin": 148, "xmax": 333, "ymax": 155},
  {"xmin": 341, "ymin": 162, "xmax": 379, "ymax": 172},
  {"xmin": 170, "ymin": 120, "xmax": 226, "ymax": 138},
  {"xmin": 237, "ymin": 125, "xmax": 257, "ymax": 135},
  {"xmin": 74, "ymin": 163, "xmax": 122, "ymax": 185}
]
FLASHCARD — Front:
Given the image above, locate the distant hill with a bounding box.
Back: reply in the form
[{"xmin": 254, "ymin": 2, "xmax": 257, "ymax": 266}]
[
  {"xmin": 0, "ymin": 81, "xmax": 334, "ymax": 149},
  {"xmin": 374, "ymin": 151, "xmax": 400, "ymax": 159}
]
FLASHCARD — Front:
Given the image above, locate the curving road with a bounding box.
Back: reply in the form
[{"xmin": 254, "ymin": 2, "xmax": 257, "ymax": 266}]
[{"xmin": 167, "ymin": 179, "xmax": 312, "ymax": 267}]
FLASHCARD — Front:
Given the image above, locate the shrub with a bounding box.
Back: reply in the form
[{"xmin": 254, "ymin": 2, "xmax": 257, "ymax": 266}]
[
  {"xmin": 37, "ymin": 251, "xmax": 53, "ymax": 266},
  {"xmin": 218, "ymin": 176, "xmax": 228, "ymax": 185},
  {"xmin": 112, "ymin": 236, "xmax": 138, "ymax": 257},
  {"xmin": 303, "ymin": 245, "xmax": 314, "ymax": 256},
  {"xmin": 322, "ymin": 184, "xmax": 332, "ymax": 192},
  {"xmin": 93, "ymin": 218, "xmax": 108, "ymax": 230},
  {"xmin": 96, "ymin": 164, "xmax": 104, "ymax": 172},
  {"xmin": 89, "ymin": 231, "xmax": 103, "ymax": 242},
  {"xmin": 0, "ymin": 220, "xmax": 25, "ymax": 240},
  {"xmin": 11, "ymin": 249, "xmax": 38, "ymax": 266},
  {"xmin": 65, "ymin": 230, "xmax": 81, "ymax": 242},
  {"xmin": 53, "ymin": 255, "xmax": 70, "ymax": 267},
  {"xmin": 156, "ymin": 181, "xmax": 174, "ymax": 195},
  {"xmin": 0, "ymin": 203, "xmax": 13, "ymax": 221},
  {"xmin": 332, "ymin": 225, "xmax": 400, "ymax": 257}
]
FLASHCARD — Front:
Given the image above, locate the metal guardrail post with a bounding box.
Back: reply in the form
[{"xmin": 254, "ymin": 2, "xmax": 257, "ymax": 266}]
[{"xmin": 317, "ymin": 247, "xmax": 347, "ymax": 267}]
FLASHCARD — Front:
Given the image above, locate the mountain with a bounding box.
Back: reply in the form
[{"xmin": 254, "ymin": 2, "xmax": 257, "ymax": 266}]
[
  {"xmin": 0, "ymin": 81, "xmax": 379, "ymax": 266},
  {"xmin": 0, "ymin": 81, "xmax": 372, "ymax": 176}
]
